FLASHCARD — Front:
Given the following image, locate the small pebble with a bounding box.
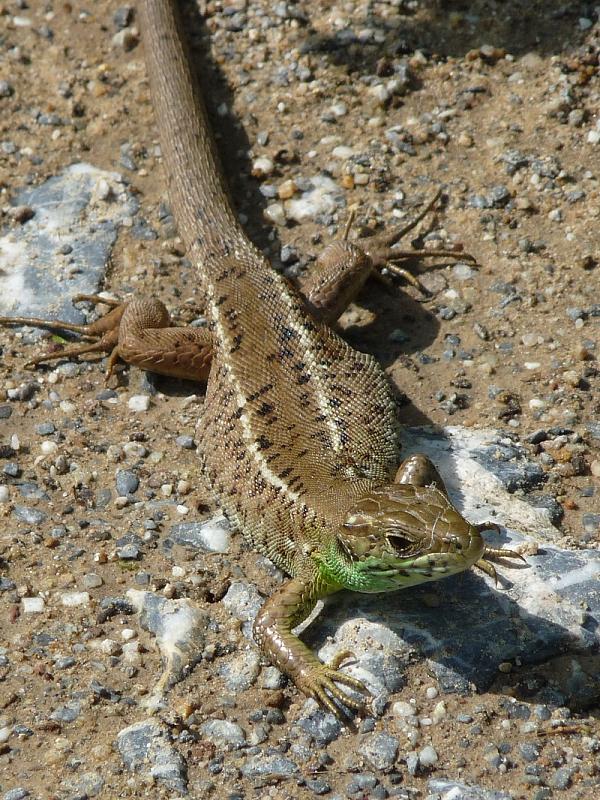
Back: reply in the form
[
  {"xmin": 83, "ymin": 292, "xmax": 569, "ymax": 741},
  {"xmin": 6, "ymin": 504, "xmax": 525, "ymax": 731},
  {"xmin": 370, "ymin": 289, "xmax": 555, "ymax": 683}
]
[
  {"xmin": 81, "ymin": 573, "xmax": 103, "ymax": 590},
  {"xmin": 128, "ymin": 395, "xmax": 151, "ymax": 411},
  {"xmin": 252, "ymin": 157, "xmax": 274, "ymax": 177},
  {"xmin": 22, "ymin": 597, "xmax": 45, "ymax": 613},
  {"xmin": 419, "ymin": 744, "xmax": 438, "ymax": 767},
  {"xmin": 61, "ymin": 591, "xmax": 90, "ymax": 607}
]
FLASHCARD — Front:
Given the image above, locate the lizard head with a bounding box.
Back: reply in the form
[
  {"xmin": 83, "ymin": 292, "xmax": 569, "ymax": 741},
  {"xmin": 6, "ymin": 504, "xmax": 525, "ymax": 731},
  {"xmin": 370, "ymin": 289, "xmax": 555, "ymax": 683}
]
[{"xmin": 320, "ymin": 483, "xmax": 487, "ymax": 593}]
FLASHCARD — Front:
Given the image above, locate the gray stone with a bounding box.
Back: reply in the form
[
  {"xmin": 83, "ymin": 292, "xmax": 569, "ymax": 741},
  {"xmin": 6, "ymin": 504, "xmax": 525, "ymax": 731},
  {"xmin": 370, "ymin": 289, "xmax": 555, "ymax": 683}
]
[
  {"xmin": 50, "ymin": 701, "xmax": 81, "ymax": 723},
  {"xmin": 69, "ymin": 772, "xmax": 104, "ymax": 798},
  {"xmin": 241, "ymin": 754, "xmax": 299, "ymax": 780},
  {"xmin": 116, "ymin": 544, "xmax": 141, "ymax": 560},
  {"xmin": 519, "ymin": 742, "xmax": 540, "ymax": 762},
  {"xmin": 3, "ymin": 791, "xmax": 30, "ymax": 800},
  {"xmin": 117, "ymin": 720, "xmax": 187, "ymax": 794},
  {"xmin": 218, "ymin": 650, "xmax": 261, "ymax": 691},
  {"xmin": 0, "ymin": 164, "xmax": 137, "ymax": 327},
  {"xmin": 115, "ymin": 469, "xmax": 139, "ymax": 495},
  {"xmin": 35, "ymin": 421, "xmax": 55, "ymax": 435},
  {"xmin": 294, "ymin": 709, "xmax": 342, "ymax": 746},
  {"xmin": 198, "ymin": 719, "xmax": 246, "ymax": 750},
  {"xmin": 168, "ymin": 514, "xmax": 231, "ymax": 554},
  {"xmin": 550, "ymin": 766, "xmax": 576, "ymax": 790},
  {"xmin": 359, "ymin": 731, "xmax": 399, "ymax": 771},
  {"xmin": 221, "ymin": 580, "xmax": 263, "ymax": 624},
  {"xmin": 346, "ymin": 774, "xmax": 378, "ymax": 795},
  {"xmin": 175, "ymin": 434, "xmax": 195, "ymax": 449},
  {"xmin": 13, "ymin": 505, "xmax": 47, "ymax": 525}
]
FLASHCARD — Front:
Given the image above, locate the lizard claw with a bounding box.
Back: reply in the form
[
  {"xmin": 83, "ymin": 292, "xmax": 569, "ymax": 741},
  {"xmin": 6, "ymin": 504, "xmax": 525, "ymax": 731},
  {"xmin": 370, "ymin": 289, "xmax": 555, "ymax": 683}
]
[{"xmin": 296, "ymin": 651, "xmax": 369, "ymax": 719}]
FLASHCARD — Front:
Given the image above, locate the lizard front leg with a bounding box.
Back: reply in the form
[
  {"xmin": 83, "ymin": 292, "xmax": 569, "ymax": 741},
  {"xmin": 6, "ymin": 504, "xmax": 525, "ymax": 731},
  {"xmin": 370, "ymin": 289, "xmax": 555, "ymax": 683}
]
[
  {"xmin": 0, "ymin": 295, "xmax": 213, "ymax": 382},
  {"xmin": 253, "ymin": 574, "xmax": 368, "ymax": 718},
  {"xmin": 302, "ymin": 189, "xmax": 475, "ymax": 323}
]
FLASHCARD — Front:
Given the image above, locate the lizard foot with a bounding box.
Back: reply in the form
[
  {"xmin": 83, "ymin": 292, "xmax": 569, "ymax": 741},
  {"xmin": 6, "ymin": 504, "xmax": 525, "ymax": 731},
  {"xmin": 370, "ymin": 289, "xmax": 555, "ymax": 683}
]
[
  {"xmin": 361, "ymin": 188, "xmax": 477, "ymax": 298},
  {"xmin": 296, "ymin": 650, "xmax": 369, "ymax": 719},
  {"xmin": 474, "ymin": 525, "xmax": 528, "ymax": 582}
]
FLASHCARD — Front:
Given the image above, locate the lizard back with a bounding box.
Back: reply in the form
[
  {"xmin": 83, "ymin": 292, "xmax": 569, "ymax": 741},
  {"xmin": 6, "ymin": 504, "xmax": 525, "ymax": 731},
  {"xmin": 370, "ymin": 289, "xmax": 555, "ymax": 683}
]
[{"xmin": 141, "ymin": 0, "xmax": 400, "ymax": 570}]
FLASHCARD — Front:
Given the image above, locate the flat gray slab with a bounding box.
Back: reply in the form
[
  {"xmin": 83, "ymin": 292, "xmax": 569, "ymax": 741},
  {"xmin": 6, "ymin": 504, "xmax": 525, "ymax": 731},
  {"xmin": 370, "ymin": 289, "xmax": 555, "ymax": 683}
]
[{"xmin": 0, "ymin": 163, "xmax": 137, "ymax": 324}]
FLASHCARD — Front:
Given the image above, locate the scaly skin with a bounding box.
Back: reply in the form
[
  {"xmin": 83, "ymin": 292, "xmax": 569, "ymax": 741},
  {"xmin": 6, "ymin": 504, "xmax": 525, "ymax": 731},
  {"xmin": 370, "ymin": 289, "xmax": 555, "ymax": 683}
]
[{"xmin": 0, "ymin": 0, "xmax": 524, "ymax": 717}]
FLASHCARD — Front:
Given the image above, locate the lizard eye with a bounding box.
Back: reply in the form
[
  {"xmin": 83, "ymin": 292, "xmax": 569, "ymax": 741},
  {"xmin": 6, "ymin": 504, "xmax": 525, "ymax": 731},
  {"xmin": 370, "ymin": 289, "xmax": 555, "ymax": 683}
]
[{"xmin": 388, "ymin": 533, "xmax": 414, "ymax": 555}]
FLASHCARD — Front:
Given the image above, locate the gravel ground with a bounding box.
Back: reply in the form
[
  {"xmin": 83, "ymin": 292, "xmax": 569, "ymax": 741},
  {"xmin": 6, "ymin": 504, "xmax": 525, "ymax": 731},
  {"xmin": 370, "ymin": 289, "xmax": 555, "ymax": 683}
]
[{"xmin": 1, "ymin": 1, "xmax": 599, "ymax": 798}]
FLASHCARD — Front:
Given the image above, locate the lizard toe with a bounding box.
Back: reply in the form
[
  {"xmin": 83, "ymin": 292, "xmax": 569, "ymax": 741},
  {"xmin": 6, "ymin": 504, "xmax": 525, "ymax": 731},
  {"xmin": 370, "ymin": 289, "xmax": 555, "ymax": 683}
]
[{"xmin": 297, "ymin": 661, "xmax": 369, "ymax": 718}]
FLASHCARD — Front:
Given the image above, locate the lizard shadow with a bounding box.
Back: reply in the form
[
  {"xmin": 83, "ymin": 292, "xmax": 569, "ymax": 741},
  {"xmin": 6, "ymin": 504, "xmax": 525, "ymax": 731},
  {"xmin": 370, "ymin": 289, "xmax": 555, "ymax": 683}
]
[
  {"xmin": 340, "ymin": 278, "xmax": 445, "ymax": 427},
  {"xmin": 305, "ymin": 542, "xmax": 600, "ymax": 713},
  {"xmin": 299, "ymin": 0, "xmax": 593, "ymax": 73}
]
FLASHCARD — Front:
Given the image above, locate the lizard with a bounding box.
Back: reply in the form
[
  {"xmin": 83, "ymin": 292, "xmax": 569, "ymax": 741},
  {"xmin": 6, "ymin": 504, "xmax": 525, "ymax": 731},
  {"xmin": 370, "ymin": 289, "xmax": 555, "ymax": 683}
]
[{"xmin": 0, "ymin": 0, "xmax": 524, "ymax": 717}]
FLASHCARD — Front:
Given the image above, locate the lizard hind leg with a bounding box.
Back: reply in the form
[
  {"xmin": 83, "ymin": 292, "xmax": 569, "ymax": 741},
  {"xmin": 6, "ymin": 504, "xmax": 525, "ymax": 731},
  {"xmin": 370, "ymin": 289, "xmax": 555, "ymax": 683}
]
[{"xmin": 0, "ymin": 294, "xmax": 126, "ymax": 367}]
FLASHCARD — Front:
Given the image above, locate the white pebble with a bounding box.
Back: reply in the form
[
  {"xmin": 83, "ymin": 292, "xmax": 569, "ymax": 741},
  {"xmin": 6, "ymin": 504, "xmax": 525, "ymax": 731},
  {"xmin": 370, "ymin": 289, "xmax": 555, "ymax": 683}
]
[
  {"xmin": 196, "ymin": 514, "xmax": 231, "ymax": 553},
  {"xmin": 263, "ymin": 202, "xmax": 286, "ymax": 226},
  {"xmin": 331, "ymin": 145, "xmax": 354, "ymax": 159},
  {"xmin": 431, "ymin": 701, "xmax": 447, "ymax": 724},
  {"xmin": 99, "ymin": 638, "xmax": 121, "ymax": 655},
  {"xmin": 392, "ymin": 700, "xmax": 418, "ymax": 718},
  {"xmin": 419, "ymin": 745, "xmax": 438, "ymax": 767},
  {"xmin": 369, "ymin": 83, "xmax": 390, "ymax": 104},
  {"xmin": 122, "ymin": 442, "xmax": 148, "ymax": 459},
  {"xmin": 524, "ymin": 361, "xmax": 541, "ymax": 370},
  {"xmin": 285, "ymin": 175, "xmax": 339, "ymax": 224},
  {"xmin": 425, "ymin": 686, "xmax": 439, "ymax": 700},
  {"xmin": 251, "ymin": 157, "xmax": 274, "ymax": 177},
  {"xmin": 40, "ymin": 441, "xmax": 58, "ymax": 455},
  {"xmin": 0, "ymin": 726, "xmax": 11, "ymax": 743},
  {"xmin": 95, "ymin": 178, "xmax": 112, "ymax": 200},
  {"xmin": 590, "ymin": 460, "xmax": 600, "ymax": 477},
  {"xmin": 22, "ymin": 597, "xmax": 45, "ymax": 613},
  {"xmin": 122, "ymin": 641, "xmax": 141, "ymax": 663},
  {"xmin": 121, "ymin": 628, "xmax": 136, "ymax": 641},
  {"xmin": 0, "ymin": 486, "xmax": 9, "ymax": 503},
  {"xmin": 172, "ymin": 565, "xmax": 186, "ymax": 578},
  {"xmin": 587, "ymin": 130, "xmax": 600, "ymax": 144},
  {"xmin": 177, "ymin": 479, "xmax": 191, "ymax": 495},
  {"xmin": 61, "ymin": 591, "xmax": 90, "ymax": 607},
  {"xmin": 521, "ymin": 333, "xmax": 542, "ymax": 347},
  {"xmin": 529, "ymin": 398, "xmax": 546, "ymax": 409},
  {"xmin": 128, "ymin": 394, "xmax": 150, "ymax": 412},
  {"xmin": 330, "ymin": 102, "xmax": 347, "ymax": 117},
  {"xmin": 176, "ymin": 504, "xmax": 190, "ymax": 515}
]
